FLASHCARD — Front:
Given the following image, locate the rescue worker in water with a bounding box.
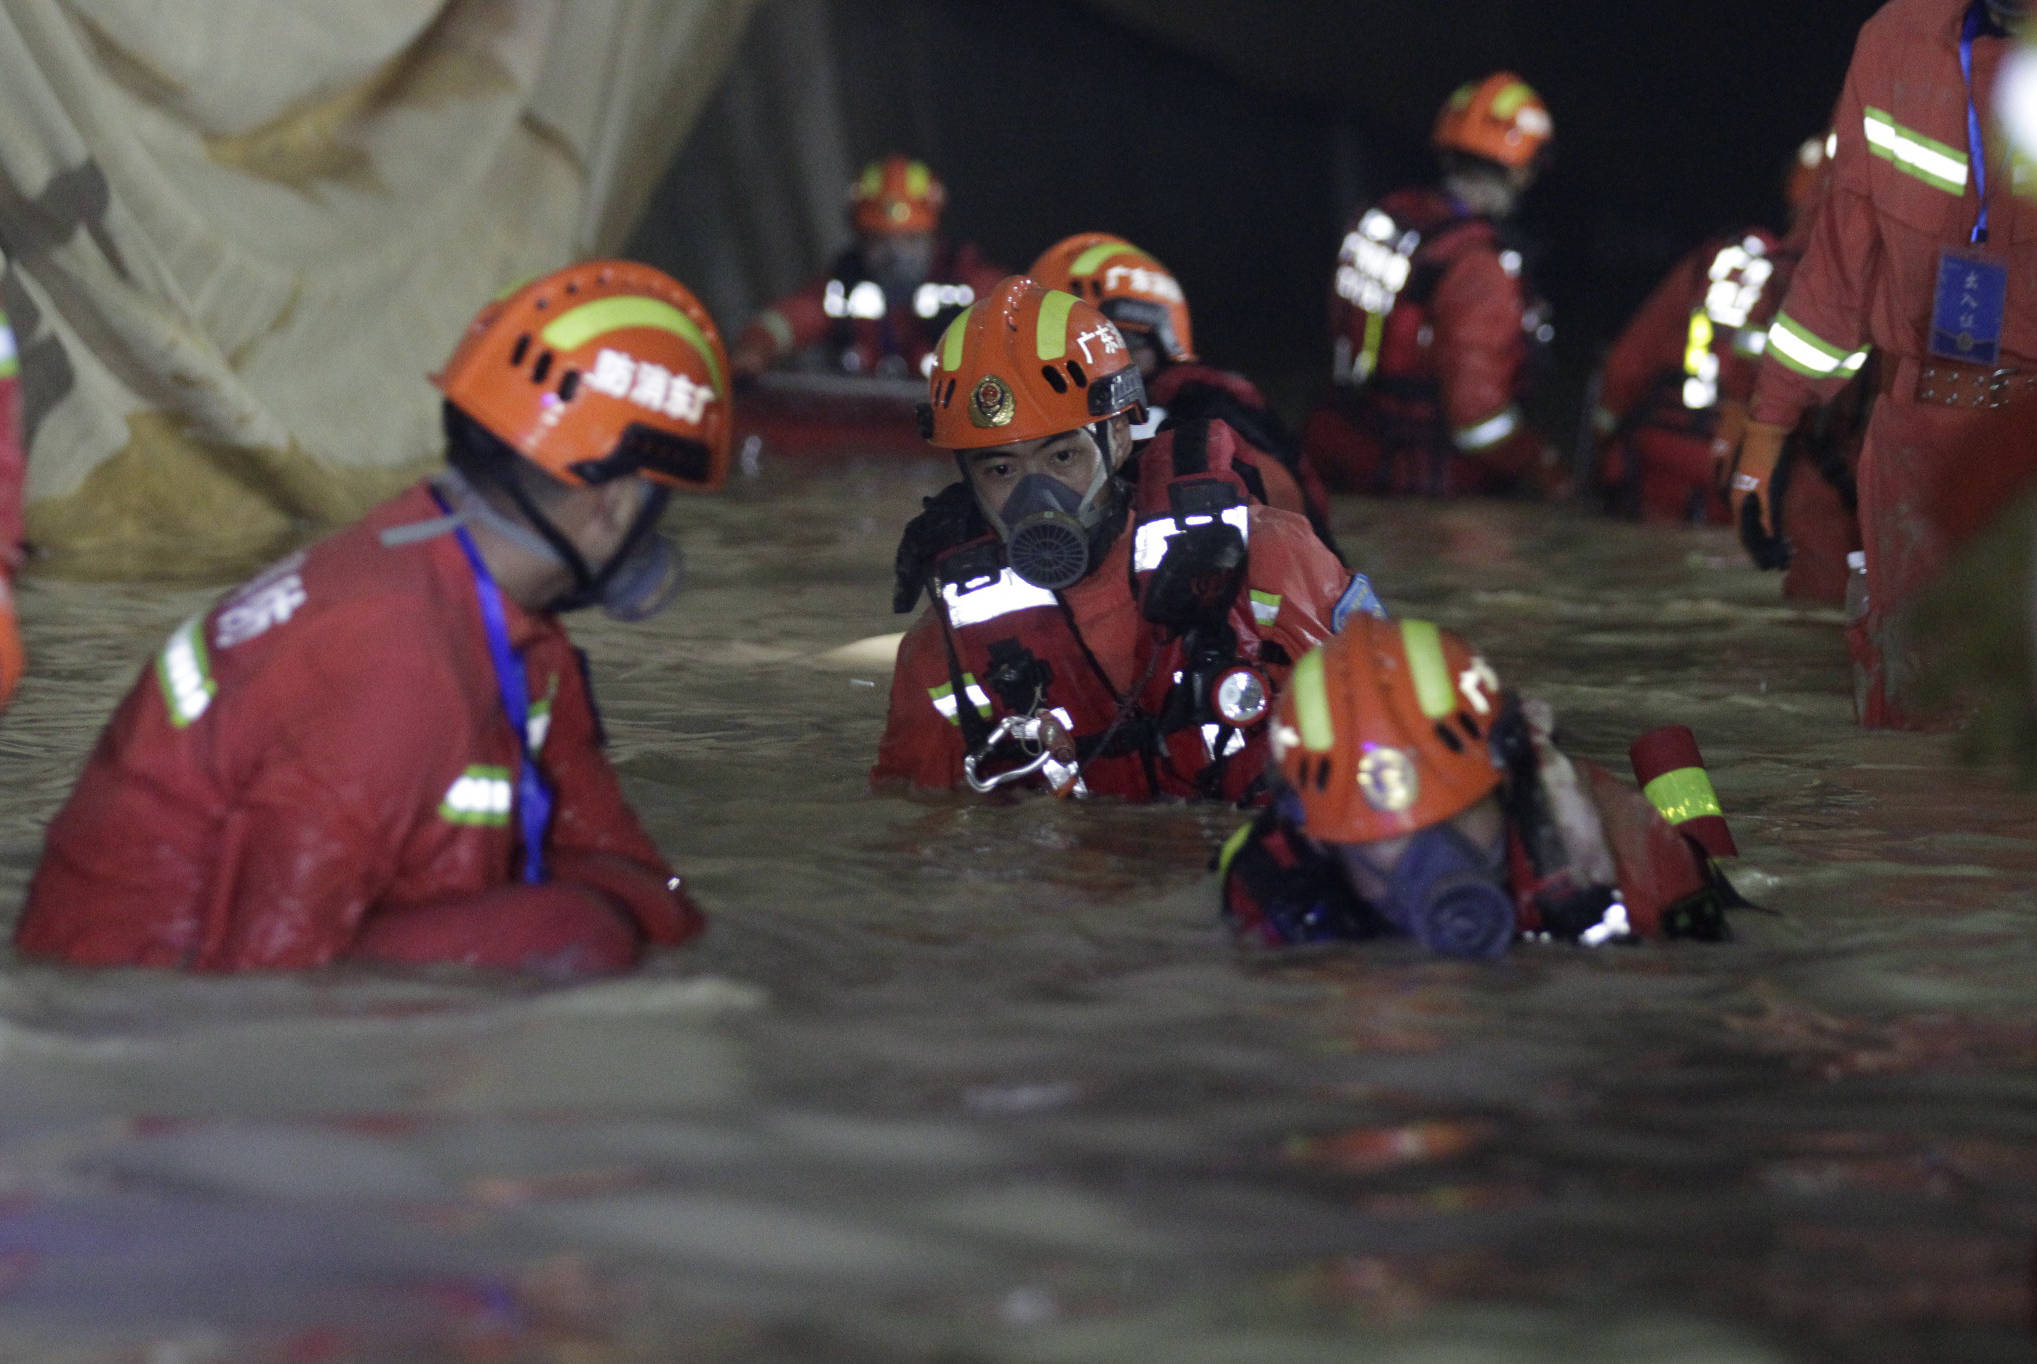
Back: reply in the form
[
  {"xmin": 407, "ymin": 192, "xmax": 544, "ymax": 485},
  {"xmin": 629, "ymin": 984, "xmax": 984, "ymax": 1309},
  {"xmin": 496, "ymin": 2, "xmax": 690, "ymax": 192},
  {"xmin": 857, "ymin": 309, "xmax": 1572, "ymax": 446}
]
[
  {"xmin": 16, "ymin": 261, "xmax": 726, "ymax": 973},
  {"xmin": 1726, "ymin": 0, "xmax": 2037, "ymax": 727},
  {"xmin": 731, "ymin": 155, "xmax": 1007, "ymax": 382},
  {"xmin": 1219, "ymin": 617, "xmax": 1741, "ymax": 956},
  {"xmin": 1304, "ymin": 72, "xmax": 1558, "ymax": 497},
  {"xmin": 874, "ymin": 276, "xmax": 1380, "ymax": 800}
]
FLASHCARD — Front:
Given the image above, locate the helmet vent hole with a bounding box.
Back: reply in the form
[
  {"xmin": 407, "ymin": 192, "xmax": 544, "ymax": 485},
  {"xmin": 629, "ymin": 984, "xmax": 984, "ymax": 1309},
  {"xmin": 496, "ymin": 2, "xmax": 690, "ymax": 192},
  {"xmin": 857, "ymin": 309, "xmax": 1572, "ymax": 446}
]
[
  {"xmin": 1433, "ymin": 723, "xmax": 1465, "ymax": 754},
  {"xmin": 1313, "ymin": 759, "xmax": 1331, "ymax": 791},
  {"xmin": 1065, "ymin": 361, "xmax": 1087, "ymax": 387},
  {"xmin": 939, "ymin": 378, "xmax": 956, "ymax": 408},
  {"xmin": 510, "ymin": 333, "xmax": 531, "ymax": 367},
  {"xmin": 558, "ymin": 369, "xmax": 581, "ymax": 402},
  {"xmin": 532, "ymin": 351, "xmax": 554, "ymax": 385},
  {"xmin": 1040, "ymin": 365, "xmax": 1068, "ymax": 394},
  {"xmin": 1457, "ymin": 712, "xmax": 1482, "ymax": 740}
]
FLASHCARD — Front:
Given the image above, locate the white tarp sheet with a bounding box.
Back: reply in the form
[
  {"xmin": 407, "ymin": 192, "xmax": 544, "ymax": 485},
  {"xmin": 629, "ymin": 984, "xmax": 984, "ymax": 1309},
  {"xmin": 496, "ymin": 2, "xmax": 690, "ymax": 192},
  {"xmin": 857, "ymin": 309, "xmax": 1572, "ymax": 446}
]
[{"xmin": 0, "ymin": 0, "xmax": 756, "ymax": 569}]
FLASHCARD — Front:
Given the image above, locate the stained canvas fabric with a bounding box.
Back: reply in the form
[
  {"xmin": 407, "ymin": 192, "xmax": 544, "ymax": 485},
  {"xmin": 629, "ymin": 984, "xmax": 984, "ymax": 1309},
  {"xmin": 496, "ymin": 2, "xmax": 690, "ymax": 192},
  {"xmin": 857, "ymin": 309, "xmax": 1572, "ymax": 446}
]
[{"xmin": 0, "ymin": 0, "xmax": 756, "ymax": 571}]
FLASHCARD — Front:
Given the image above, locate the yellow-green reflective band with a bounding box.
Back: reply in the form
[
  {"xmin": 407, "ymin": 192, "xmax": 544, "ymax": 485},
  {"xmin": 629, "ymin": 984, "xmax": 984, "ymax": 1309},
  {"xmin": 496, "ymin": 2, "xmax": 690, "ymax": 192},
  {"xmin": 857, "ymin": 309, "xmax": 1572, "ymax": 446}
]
[
  {"xmin": 858, "ymin": 163, "xmax": 883, "ymax": 196},
  {"xmin": 1449, "ymin": 83, "xmax": 1475, "ymax": 110},
  {"xmin": 905, "ymin": 161, "xmax": 931, "ymax": 197},
  {"xmin": 1217, "ymin": 820, "xmax": 1255, "ymax": 876},
  {"xmin": 1766, "ymin": 313, "xmax": 1850, "ymax": 379},
  {"xmin": 440, "ymin": 764, "xmax": 514, "ymax": 827},
  {"xmin": 939, "ymin": 311, "xmax": 970, "ymax": 372},
  {"xmin": 1491, "ymin": 82, "xmax": 1538, "ymax": 119},
  {"xmin": 540, "ymin": 297, "xmax": 725, "ymax": 396},
  {"xmin": 155, "ymin": 616, "xmax": 216, "ymax": 728},
  {"xmin": 1291, "ymin": 647, "xmax": 1336, "ymax": 753},
  {"xmin": 1035, "ymin": 290, "xmax": 1077, "ymax": 361},
  {"xmin": 1071, "ymin": 240, "xmax": 1131, "ymax": 276},
  {"xmin": 1862, "ymin": 106, "xmax": 1966, "ymax": 194},
  {"xmin": 1399, "ymin": 619, "xmax": 1457, "ymax": 720},
  {"xmin": 1642, "ymin": 766, "xmax": 1724, "ymax": 826}
]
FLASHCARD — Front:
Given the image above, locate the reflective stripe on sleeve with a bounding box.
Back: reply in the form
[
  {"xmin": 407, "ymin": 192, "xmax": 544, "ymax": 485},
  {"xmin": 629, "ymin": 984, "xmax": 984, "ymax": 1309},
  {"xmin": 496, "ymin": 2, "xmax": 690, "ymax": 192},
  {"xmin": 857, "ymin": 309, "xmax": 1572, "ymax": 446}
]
[
  {"xmin": 1765, "ymin": 313, "xmax": 1853, "ymax": 379},
  {"xmin": 1248, "ymin": 589, "xmax": 1281, "ymax": 627},
  {"xmin": 1862, "ymin": 106, "xmax": 1968, "ymax": 195},
  {"xmin": 1453, "ymin": 405, "xmax": 1522, "ymax": 452}
]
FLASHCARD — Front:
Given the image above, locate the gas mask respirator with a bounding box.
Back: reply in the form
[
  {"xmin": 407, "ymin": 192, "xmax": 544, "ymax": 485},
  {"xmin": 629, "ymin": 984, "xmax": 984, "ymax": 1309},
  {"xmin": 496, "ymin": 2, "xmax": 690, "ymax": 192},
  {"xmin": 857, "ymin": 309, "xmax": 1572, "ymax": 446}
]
[
  {"xmin": 1351, "ymin": 823, "xmax": 1515, "ymax": 959},
  {"xmin": 978, "ymin": 427, "xmax": 1124, "ymax": 591}
]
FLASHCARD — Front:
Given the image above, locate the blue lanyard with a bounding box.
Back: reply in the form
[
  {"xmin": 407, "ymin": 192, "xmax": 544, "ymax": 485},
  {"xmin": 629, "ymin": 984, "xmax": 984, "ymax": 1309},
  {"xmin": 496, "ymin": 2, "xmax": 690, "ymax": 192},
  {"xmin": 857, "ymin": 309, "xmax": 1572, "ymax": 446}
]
[
  {"xmin": 430, "ymin": 488, "xmax": 552, "ymax": 884},
  {"xmin": 1960, "ymin": 1, "xmax": 1994, "ymax": 244}
]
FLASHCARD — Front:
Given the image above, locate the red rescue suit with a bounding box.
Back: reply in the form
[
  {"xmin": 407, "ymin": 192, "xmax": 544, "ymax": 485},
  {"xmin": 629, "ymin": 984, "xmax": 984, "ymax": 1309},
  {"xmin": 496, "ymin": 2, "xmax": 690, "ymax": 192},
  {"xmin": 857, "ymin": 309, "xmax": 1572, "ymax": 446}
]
[
  {"xmin": 1305, "ymin": 186, "xmax": 1550, "ymax": 496},
  {"xmin": 874, "ymin": 422, "xmax": 1363, "ymax": 797},
  {"xmin": 737, "ymin": 241, "xmax": 1007, "ymax": 379},
  {"xmin": 1146, "ymin": 361, "xmax": 1338, "ymax": 554},
  {"xmin": 17, "ymin": 484, "xmax": 702, "ymax": 972},
  {"xmin": 1750, "ymin": 0, "xmax": 2037, "ymax": 726},
  {"xmin": 1596, "ymin": 230, "xmax": 1786, "ymax": 524}
]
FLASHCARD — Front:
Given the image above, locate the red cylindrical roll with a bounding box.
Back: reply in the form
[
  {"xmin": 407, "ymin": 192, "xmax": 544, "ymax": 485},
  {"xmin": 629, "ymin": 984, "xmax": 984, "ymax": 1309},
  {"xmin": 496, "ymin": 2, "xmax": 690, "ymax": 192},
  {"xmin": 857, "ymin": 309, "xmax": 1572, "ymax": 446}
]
[{"xmin": 1629, "ymin": 725, "xmax": 1738, "ymax": 859}]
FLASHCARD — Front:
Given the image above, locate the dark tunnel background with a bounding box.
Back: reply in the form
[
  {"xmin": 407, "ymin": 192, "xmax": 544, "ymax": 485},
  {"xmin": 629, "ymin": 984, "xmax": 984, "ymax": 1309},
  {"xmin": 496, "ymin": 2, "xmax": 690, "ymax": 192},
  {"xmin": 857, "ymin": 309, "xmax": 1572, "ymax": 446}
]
[{"xmin": 632, "ymin": 0, "xmax": 1884, "ymax": 433}]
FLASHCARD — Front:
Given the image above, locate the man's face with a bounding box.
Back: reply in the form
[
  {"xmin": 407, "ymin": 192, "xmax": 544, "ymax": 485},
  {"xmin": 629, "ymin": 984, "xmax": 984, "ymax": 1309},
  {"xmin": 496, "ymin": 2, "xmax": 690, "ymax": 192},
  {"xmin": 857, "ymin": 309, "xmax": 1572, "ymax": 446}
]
[{"xmin": 962, "ymin": 427, "xmax": 1105, "ymax": 514}]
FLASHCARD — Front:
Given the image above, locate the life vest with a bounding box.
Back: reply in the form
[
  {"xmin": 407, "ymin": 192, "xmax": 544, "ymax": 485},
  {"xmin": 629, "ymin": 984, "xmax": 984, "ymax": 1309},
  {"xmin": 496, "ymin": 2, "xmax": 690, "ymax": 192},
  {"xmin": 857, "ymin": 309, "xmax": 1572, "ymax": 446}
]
[
  {"xmin": 1329, "ymin": 194, "xmax": 1550, "ymax": 420},
  {"xmin": 822, "ymin": 243, "xmax": 980, "ymax": 378},
  {"xmin": 921, "ymin": 421, "xmax": 1282, "ymax": 802},
  {"xmin": 1633, "ymin": 231, "xmax": 1790, "ymax": 441}
]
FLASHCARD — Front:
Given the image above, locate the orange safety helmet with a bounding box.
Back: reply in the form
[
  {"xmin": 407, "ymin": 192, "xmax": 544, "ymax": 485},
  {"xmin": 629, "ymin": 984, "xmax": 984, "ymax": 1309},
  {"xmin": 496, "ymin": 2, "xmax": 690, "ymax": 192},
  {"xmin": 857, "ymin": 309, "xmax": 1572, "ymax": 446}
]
[
  {"xmin": 1272, "ymin": 616, "xmax": 1506, "ymax": 845},
  {"xmin": 1027, "ymin": 233, "xmax": 1196, "ymax": 364},
  {"xmin": 850, "ymin": 155, "xmax": 946, "ymax": 237},
  {"xmin": 921, "ymin": 276, "xmax": 1146, "ymax": 450},
  {"xmin": 1433, "ymin": 72, "xmax": 1553, "ymax": 170},
  {"xmin": 434, "ymin": 260, "xmax": 730, "ymax": 492},
  {"xmin": 1784, "ymin": 131, "xmax": 1834, "ymax": 218}
]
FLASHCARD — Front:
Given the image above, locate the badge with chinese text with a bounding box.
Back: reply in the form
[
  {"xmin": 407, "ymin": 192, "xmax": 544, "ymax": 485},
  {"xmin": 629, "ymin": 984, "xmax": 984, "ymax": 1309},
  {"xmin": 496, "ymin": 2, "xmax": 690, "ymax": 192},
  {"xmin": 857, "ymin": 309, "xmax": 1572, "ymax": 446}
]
[{"xmin": 1929, "ymin": 250, "xmax": 2007, "ymax": 366}]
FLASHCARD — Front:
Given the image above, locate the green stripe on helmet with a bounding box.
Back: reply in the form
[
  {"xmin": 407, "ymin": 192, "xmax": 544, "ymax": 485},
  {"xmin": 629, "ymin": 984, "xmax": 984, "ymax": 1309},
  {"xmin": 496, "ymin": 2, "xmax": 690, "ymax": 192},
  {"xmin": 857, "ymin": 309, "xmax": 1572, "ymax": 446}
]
[
  {"xmin": 1399, "ymin": 619, "xmax": 1458, "ymax": 720},
  {"xmin": 939, "ymin": 310, "xmax": 971, "ymax": 372},
  {"xmin": 1035, "ymin": 290, "xmax": 1078, "ymax": 362},
  {"xmin": 1290, "ymin": 646, "xmax": 1336, "ymax": 753},
  {"xmin": 540, "ymin": 297, "xmax": 725, "ymax": 396},
  {"xmin": 1070, "ymin": 239, "xmax": 1133, "ymax": 277}
]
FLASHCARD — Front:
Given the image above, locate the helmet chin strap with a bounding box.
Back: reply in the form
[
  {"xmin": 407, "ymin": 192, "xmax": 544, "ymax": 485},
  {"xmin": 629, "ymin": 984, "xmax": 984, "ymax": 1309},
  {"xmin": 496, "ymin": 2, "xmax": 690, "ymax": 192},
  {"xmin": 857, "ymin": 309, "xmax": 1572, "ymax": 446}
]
[{"xmin": 433, "ymin": 466, "xmax": 607, "ymax": 610}]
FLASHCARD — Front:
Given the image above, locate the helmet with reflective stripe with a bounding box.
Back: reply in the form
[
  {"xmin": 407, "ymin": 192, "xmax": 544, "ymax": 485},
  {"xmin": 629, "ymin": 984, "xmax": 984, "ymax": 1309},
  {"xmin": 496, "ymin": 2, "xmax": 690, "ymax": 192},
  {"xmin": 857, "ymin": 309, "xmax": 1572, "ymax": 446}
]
[
  {"xmin": 851, "ymin": 155, "xmax": 946, "ymax": 236},
  {"xmin": 434, "ymin": 260, "xmax": 730, "ymax": 492},
  {"xmin": 1272, "ymin": 616, "xmax": 1505, "ymax": 844},
  {"xmin": 1433, "ymin": 72, "xmax": 1552, "ymax": 170},
  {"xmin": 1028, "ymin": 233, "xmax": 1196, "ymax": 364},
  {"xmin": 921, "ymin": 276, "xmax": 1146, "ymax": 450}
]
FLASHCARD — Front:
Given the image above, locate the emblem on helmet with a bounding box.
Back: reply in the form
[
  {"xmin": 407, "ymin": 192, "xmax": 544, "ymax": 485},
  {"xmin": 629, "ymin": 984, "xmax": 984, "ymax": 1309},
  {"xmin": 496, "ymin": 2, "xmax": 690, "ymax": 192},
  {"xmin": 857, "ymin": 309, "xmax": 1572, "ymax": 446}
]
[
  {"xmin": 1357, "ymin": 747, "xmax": 1420, "ymax": 813},
  {"xmin": 969, "ymin": 374, "xmax": 1017, "ymax": 428}
]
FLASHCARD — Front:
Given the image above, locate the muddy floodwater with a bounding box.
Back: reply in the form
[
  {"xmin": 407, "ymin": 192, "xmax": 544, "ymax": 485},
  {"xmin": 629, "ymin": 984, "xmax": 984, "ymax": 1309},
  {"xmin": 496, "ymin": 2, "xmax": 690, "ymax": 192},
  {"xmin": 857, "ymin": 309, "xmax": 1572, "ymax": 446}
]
[{"xmin": 0, "ymin": 457, "xmax": 2033, "ymax": 1363}]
